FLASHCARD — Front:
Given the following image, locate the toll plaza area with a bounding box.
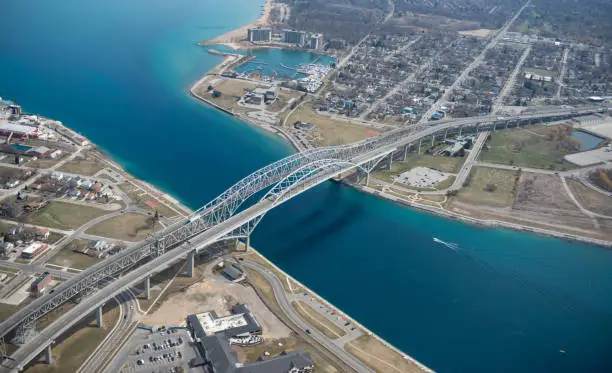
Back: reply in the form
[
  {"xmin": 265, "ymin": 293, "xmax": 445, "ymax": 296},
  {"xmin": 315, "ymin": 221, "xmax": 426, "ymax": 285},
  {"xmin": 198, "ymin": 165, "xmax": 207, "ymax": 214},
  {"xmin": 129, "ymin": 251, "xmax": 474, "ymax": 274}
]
[{"xmin": 114, "ymin": 327, "xmax": 202, "ymax": 373}]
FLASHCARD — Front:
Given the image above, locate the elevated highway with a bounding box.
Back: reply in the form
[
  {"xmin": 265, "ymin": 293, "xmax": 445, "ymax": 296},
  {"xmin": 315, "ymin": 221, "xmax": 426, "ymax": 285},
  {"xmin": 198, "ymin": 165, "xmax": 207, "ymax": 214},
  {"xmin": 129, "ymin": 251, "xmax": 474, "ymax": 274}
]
[{"xmin": 0, "ymin": 106, "xmax": 604, "ymax": 371}]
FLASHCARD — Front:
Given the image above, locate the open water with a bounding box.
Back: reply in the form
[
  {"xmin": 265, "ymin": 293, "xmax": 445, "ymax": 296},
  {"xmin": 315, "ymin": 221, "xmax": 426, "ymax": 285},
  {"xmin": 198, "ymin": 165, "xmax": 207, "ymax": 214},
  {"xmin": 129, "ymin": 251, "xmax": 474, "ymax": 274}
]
[{"xmin": 1, "ymin": 1, "xmax": 612, "ymax": 372}]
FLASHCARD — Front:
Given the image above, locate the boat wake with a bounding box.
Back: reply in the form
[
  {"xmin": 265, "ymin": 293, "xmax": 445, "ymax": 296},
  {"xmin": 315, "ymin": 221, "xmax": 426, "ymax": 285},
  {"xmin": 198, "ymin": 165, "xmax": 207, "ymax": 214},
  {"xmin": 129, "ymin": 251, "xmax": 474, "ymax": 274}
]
[{"xmin": 433, "ymin": 237, "xmax": 460, "ymax": 251}]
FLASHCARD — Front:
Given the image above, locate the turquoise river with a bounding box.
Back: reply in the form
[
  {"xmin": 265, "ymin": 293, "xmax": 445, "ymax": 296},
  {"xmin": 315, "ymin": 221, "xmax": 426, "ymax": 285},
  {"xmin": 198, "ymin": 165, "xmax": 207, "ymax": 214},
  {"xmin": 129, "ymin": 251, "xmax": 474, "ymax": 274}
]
[{"xmin": 1, "ymin": 1, "xmax": 611, "ymax": 372}]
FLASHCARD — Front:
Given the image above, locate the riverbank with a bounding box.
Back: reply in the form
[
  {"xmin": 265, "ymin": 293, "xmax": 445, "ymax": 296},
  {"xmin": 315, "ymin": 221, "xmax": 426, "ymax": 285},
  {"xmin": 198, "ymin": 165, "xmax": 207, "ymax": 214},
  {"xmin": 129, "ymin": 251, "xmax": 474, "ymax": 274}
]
[{"xmin": 189, "ymin": 53, "xmax": 612, "ymax": 248}]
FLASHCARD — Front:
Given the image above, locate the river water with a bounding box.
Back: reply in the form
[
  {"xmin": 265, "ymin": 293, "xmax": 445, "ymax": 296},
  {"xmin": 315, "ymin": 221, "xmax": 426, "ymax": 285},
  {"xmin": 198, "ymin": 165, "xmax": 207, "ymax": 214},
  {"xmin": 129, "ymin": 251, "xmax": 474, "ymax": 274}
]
[{"xmin": 1, "ymin": 1, "xmax": 611, "ymax": 372}]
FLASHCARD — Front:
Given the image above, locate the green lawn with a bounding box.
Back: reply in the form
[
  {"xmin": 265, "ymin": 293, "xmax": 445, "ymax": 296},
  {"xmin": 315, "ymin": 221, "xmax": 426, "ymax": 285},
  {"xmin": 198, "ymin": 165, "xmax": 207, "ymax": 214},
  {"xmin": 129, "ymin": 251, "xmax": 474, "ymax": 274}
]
[
  {"xmin": 47, "ymin": 239, "xmax": 101, "ymax": 269},
  {"xmin": 455, "ymin": 167, "xmax": 519, "ymax": 207},
  {"xmin": 29, "ymin": 201, "xmax": 108, "ymax": 230},
  {"xmin": 479, "ymin": 125, "xmax": 577, "ymax": 171}
]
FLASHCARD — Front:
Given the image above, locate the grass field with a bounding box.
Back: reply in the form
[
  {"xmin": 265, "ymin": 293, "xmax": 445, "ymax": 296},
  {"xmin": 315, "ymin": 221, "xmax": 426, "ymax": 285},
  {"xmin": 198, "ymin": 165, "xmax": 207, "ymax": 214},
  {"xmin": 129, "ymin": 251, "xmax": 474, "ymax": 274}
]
[
  {"xmin": 24, "ymin": 301, "xmax": 120, "ymax": 373},
  {"xmin": 566, "ymin": 179, "xmax": 612, "ymax": 216},
  {"xmin": 345, "ymin": 335, "xmax": 426, "ymax": 373},
  {"xmin": 56, "ymin": 156, "xmax": 105, "ymax": 176},
  {"xmin": 286, "ymin": 105, "xmax": 378, "ymax": 146},
  {"xmin": 455, "ymin": 167, "xmax": 519, "ymax": 207},
  {"xmin": 292, "ymin": 301, "xmax": 346, "ymax": 339},
  {"xmin": 198, "ymin": 78, "xmax": 262, "ymax": 109},
  {"xmin": 523, "ymin": 67, "xmax": 556, "ymax": 77},
  {"xmin": 117, "ymin": 183, "xmax": 178, "ymax": 218},
  {"xmin": 374, "ymin": 154, "xmax": 464, "ymax": 184},
  {"xmin": 479, "ymin": 125, "xmax": 577, "ymax": 170},
  {"xmin": 29, "ymin": 201, "xmax": 108, "ymax": 230},
  {"xmin": 47, "ymin": 239, "xmax": 101, "ymax": 270},
  {"xmin": 86, "ymin": 213, "xmax": 153, "ymax": 241}
]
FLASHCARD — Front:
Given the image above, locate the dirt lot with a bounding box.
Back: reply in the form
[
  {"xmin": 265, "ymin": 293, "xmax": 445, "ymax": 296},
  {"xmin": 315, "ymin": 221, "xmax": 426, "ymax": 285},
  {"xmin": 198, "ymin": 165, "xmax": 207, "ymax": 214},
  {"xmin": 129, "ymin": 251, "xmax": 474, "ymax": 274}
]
[
  {"xmin": 566, "ymin": 179, "xmax": 612, "ymax": 217},
  {"xmin": 512, "ymin": 173, "xmax": 595, "ymax": 230},
  {"xmin": 345, "ymin": 335, "xmax": 426, "ymax": 373},
  {"xmin": 29, "ymin": 201, "xmax": 109, "ymax": 230},
  {"xmin": 286, "ymin": 105, "xmax": 378, "ymax": 146},
  {"xmin": 458, "ymin": 28, "xmax": 495, "ymax": 38},
  {"xmin": 56, "ymin": 155, "xmax": 105, "ymax": 176},
  {"xmin": 454, "ymin": 167, "xmax": 519, "ymax": 207},
  {"xmin": 85, "ymin": 213, "xmax": 153, "ymax": 241},
  {"xmin": 141, "ymin": 277, "xmax": 291, "ymax": 340}
]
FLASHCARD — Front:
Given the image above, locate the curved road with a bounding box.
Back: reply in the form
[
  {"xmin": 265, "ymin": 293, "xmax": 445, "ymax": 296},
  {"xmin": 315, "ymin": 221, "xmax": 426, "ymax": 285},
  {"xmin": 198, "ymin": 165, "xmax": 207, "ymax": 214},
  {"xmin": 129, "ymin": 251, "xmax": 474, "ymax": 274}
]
[{"xmin": 242, "ymin": 260, "xmax": 374, "ymax": 373}]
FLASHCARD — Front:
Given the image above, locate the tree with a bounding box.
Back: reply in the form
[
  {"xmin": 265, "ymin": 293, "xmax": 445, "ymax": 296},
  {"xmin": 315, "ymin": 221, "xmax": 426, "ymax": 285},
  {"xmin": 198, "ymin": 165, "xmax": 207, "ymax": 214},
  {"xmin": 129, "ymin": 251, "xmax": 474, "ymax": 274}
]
[{"xmin": 484, "ymin": 184, "xmax": 497, "ymax": 192}]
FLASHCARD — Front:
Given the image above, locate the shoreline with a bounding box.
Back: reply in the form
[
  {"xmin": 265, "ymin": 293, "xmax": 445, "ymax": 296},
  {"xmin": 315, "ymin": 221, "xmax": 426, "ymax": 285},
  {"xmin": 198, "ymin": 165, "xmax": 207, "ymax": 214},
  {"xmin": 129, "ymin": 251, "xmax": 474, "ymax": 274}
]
[
  {"xmin": 199, "ymin": 0, "xmax": 272, "ymax": 46},
  {"xmin": 188, "ymin": 59, "xmax": 612, "ymax": 249}
]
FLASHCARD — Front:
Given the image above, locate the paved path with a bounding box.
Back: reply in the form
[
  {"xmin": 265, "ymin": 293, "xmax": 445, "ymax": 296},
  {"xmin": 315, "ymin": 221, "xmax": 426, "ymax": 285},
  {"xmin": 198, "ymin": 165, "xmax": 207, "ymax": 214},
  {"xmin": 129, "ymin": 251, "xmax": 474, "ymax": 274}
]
[
  {"xmin": 493, "ymin": 45, "xmax": 532, "ymax": 113},
  {"xmin": 242, "ymin": 260, "xmax": 373, "ymax": 373},
  {"xmin": 77, "ymin": 291, "xmax": 138, "ymax": 373}
]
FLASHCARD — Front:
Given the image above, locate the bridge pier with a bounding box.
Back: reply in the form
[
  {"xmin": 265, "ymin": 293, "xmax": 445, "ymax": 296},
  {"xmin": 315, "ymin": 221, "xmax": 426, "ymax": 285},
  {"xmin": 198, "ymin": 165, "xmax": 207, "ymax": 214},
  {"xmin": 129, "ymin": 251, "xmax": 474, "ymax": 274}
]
[
  {"xmin": 144, "ymin": 276, "xmax": 151, "ymax": 300},
  {"xmin": 187, "ymin": 250, "xmax": 195, "ymax": 278},
  {"xmin": 418, "ymin": 138, "xmax": 422, "ymax": 155},
  {"xmin": 431, "ymin": 133, "xmax": 435, "ymax": 147},
  {"xmin": 387, "ymin": 154, "xmax": 393, "ymax": 170},
  {"xmin": 45, "ymin": 344, "xmax": 53, "ymax": 365},
  {"xmin": 97, "ymin": 305, "xmax": 104, "ymax": 328},
  {"xmin": 365, "ymin": 172, "xmax": 370, "ymax": 187},
  {"xmin": 245, "ymin": 234, "xmax": 250, "ymax": 251},
  {"xmin": 444, "ymin": 128, "xmax": 448, "ymax": 141},
  {"xmin": 403, "ymin": 144, "xmax": 410, "ymax": 161}
]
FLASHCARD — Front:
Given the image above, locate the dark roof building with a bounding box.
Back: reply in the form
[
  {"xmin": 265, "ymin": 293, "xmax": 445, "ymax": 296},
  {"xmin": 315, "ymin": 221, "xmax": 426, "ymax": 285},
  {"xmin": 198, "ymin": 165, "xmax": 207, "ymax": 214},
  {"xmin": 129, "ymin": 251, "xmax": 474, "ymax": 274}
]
[
  {"xmin": 187, "ymin": 304, "xmax": 313, "ymax": 373},
  {"xmin": 195, "ymin": 334, "xmax": 313, "ymax": 373}
]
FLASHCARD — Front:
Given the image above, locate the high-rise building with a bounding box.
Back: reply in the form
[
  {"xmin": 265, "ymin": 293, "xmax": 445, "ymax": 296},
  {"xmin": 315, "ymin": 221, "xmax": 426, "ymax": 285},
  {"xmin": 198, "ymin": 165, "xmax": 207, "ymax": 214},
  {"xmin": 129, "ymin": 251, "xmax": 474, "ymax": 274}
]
[
  {"xmin": 247, "ymin": 28, "xmax": 272, "ymax": 43},
  {"xmin": 283, "ymin": 29, "xmax": 306, "ymax": 45},
  {"xmin": 309, "ymin": 33, "xmax": 324, "ymax": 49}
]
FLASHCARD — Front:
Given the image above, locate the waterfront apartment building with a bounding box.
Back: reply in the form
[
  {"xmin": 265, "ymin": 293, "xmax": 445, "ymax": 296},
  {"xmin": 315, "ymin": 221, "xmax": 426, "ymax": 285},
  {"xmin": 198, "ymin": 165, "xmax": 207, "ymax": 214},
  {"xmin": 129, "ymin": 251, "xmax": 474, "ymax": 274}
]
[
  {"xmin": 309, "ymin": 33, "xmax": 324, "ymax": 50},
  {"xmin": 247, "ymin": 27, "xmax": 272, "ymax": 43},
  {"xmin": 283, "ymin": 29, "xmax": 306, "ymax": 46}
]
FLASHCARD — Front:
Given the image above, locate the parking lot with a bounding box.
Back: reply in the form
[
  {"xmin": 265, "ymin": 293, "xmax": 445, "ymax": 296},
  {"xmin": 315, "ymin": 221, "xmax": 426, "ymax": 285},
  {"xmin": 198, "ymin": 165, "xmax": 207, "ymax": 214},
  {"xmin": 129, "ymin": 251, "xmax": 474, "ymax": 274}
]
[{"xmin": 117, "ymin": 328, "xmax": 202, "ymax": 373}]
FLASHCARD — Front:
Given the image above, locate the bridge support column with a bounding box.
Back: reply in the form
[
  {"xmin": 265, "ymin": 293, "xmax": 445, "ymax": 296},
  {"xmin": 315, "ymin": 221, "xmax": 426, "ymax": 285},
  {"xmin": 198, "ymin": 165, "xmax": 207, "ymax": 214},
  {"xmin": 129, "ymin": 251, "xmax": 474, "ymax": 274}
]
[
  {"xmin": 45, "ymin": 344, "xmax": 53, "ymax": 365},
  {"xmin": 403, "ymin": 144, "xmax": 409, "ymax": 161},
  {"xmin": 458, "ymin": 126, "xmax": 463, "ymax": 136},
  {"xmin": 492, "ymin": 122, "xmax": 497, "ymax": 132},
  {"xmin": 97, "ymin": 305, "xmax": 104, "ymax": 328},
  {"xmin": 444, "ymin": 129, "xmax": 448, "ymax": 141},
  {"xmin": 431, "ymin": 134, "xmax": 435, "ymax": 147},
  {"xmin": 387, "ymin": 154, "xmax": 393, "ymax": 170},
  {"xmin": 187, "ymin": 250, "xmax": 195, "ymax": 278},
  {"xmin": 245, "ymin": 234, "xmax": 250, "ymax": 251},
  {"xmin": 418, "ymin": 138, "xmax": 422, "ymax": 155},
  {"xmin": 144, "ymin": 276, "xmax": 151, "ymax": 300},
  {"xmin": 365, "ymin": 172, "xmax": 370, "ymax": 187}
]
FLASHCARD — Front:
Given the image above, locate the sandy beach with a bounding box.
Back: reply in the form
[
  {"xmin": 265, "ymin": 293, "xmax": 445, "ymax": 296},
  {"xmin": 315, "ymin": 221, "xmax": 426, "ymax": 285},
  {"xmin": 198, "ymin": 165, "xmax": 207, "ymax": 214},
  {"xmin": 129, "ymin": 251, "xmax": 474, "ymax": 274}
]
[{"xmin": 200, "ymin": 0, "xmax": 272, "ymax": 47}]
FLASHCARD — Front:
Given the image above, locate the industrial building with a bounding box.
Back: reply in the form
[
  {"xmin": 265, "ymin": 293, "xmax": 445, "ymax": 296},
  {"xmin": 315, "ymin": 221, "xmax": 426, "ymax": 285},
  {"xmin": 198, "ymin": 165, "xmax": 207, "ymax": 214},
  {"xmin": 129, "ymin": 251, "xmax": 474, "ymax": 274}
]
[
  {"xmin": 21, "ymin": 242, "xmax": 49, "ymax": 259},
  {"xmin": 221, "ymin": 264, "xmax": 246, "ymax": 282},
  {"xmin": 187, "ymin": 304, "xmax": 313, "ymax": 373},
  {"xmin": 0, "ymin": 120, "xmax": 39, "ymax": 139},
  {"xmin": 248, "ymin": 27, "xmax": 272, "ymax": 43},
  {"xmin": 31, "ymin": 272, "xmax": 53, "ymax": 295}
]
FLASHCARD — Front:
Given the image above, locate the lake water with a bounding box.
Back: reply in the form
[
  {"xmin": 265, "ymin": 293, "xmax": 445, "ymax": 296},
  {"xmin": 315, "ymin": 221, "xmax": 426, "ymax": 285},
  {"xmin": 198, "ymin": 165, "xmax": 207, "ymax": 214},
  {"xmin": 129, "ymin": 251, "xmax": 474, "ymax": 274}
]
[
  {"xmin": 1, "ymin": 1, "xmax": 612, "ymax": 372},
  {"xmin": 571, "ymin": 130, "xmax": 604, "ymax": 150}
]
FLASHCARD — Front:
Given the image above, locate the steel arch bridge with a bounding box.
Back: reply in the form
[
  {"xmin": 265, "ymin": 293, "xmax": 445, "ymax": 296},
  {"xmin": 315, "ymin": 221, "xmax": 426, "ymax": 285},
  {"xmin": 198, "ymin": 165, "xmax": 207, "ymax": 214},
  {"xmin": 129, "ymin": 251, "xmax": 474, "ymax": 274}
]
[{"xmin": 0, "ymin": 106, "xmax": 603, "ymax": 354}]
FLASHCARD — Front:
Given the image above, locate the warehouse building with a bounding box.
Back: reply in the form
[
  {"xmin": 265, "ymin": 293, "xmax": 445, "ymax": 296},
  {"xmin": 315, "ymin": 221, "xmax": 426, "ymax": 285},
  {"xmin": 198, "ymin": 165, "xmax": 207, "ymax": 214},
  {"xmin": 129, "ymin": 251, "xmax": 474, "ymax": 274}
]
[
  {"xmin": 0, "ymin": 120, "xmax": 39, "ymax": 138},
  {"xmin": 21, "ymin": 242, "xmax": 49, "ymax": 259}
]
